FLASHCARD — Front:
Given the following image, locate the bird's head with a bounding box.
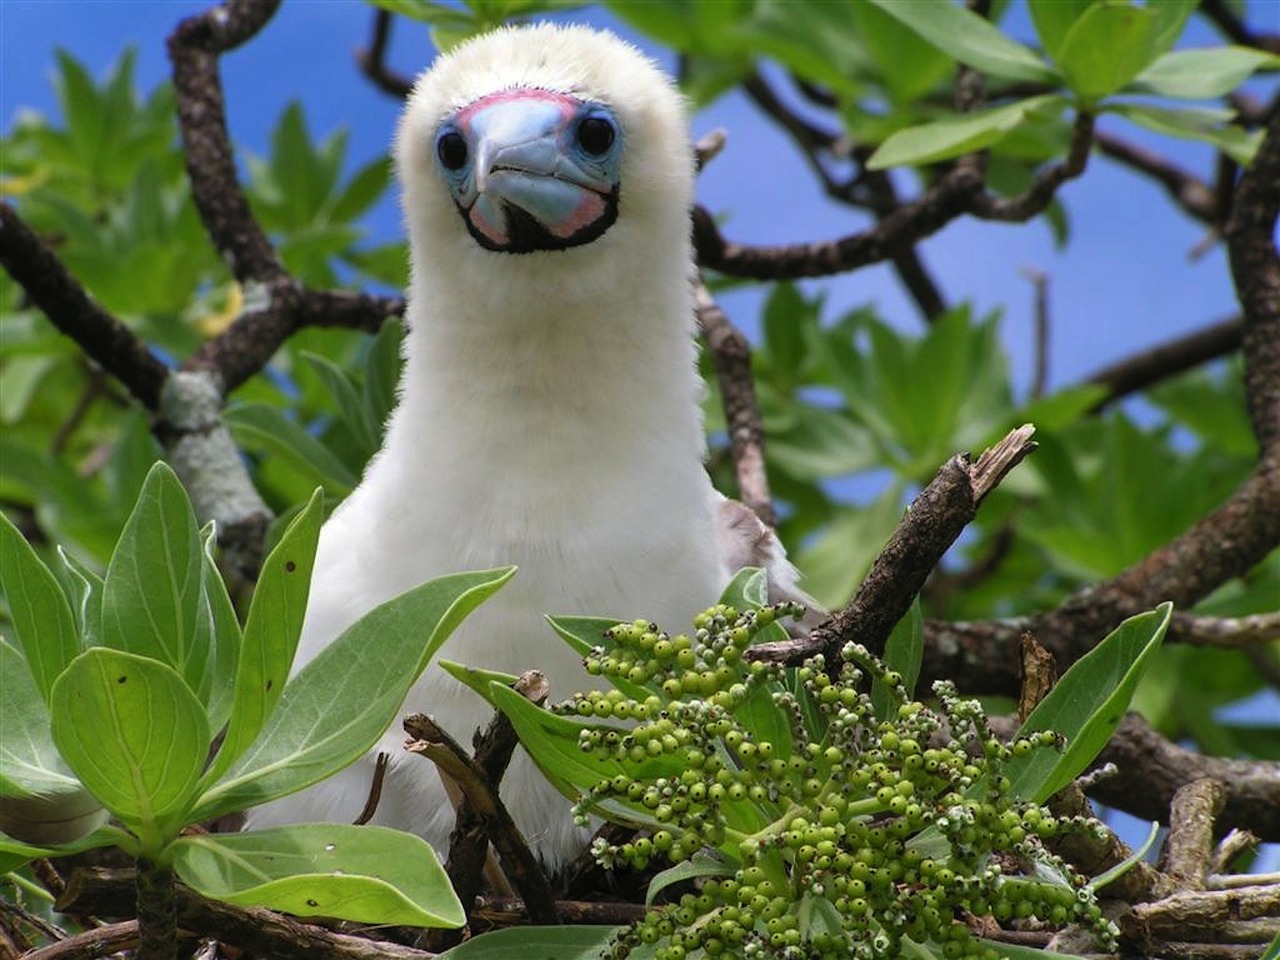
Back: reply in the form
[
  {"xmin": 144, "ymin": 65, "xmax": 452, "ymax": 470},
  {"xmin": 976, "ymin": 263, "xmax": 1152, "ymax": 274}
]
[{"xmin": 396, "ymin": 24, "xmax": 693, "ymax": 268}]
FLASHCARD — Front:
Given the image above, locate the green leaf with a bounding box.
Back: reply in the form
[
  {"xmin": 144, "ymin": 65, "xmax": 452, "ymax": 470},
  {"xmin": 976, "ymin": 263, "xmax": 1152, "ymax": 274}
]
[
  {"xmin": 362, "ymin": 318, "xmax": 404, "ymax": 441},
  {"xmin": 193, "ymin": 568, "xmax": 514, "ymax": 822},
  {"xmin": 1027, "ymin": 0, "xmax": 1091, "ymax": 63},
  {"xmin": 303, "ymin": 351, "xmax": 375, "ymax": 453},
  {"xmin": 868, "ymin": 95, "xmax": 1067, "ymax": 170},
  {"xmin": 101, "ymin": 462, "xmax": 212, "ymax": 698},
  {"xmin": 1109, "ymin": 103, "xmax": 1261, "ymax": 165},
  {"xmin": 437, "ymin": 925, "xmax": 619, "ymax": 960},
  {"xmin": 172, "ymin": 824, "xmax": 464, "ymax": 928},
  {"xmin": 50, "ymin": 648, "xmax": 211, "ymax": 852},
  {"xmin": 58, "ymin": 547, "xmax": 104, "ymax": 647},
  {"xmin": 865, "ymin": 0, "xmax": 1059, "ymax": 84},
  {"xmin": 203, "ymin": 491, "xmax": 324, "ymax": 788},
  {"xmin": 762, "ymin": 283, "xmax": 809, "ymax": 388},
  {"xmin": 488, "ymin": 682, "xmax": 677, "ymax": 830},
  {"xmin": 1134, "ymin": 47, "xmax": 1280, "ymax": 100},
  {"xmin": 225, "ymin": 403, "xmax": 357, "ymax": 495},
  {"xmin": 0, "ymin": 824, "xmax": 130, "ymax": 872},
  {"xmin": 438, "ymin": 660, "xmax": 522, "ymax": 704},
  {"xmin": 874, "ymin": 600, "xmax": 923, "ymax": 718},
  {"xmin": 1056, "ymin": 1, "xmax": 1161, "ymax": 103},
  {"xmin": 329, "ymin": 156, "xmax": 393, "ymax": 224},
  {"xmin": 1088, "ymin": 819, "xmax": 1159, "ymax": 892},
  {"xmin": 199, "ymin": 523, "xmax": 241, "ymax": 734},
  {"xmin": 1008, "ymin": 603, "xmax": 1171, "ymax": 802},
  {"xmin": 0, "ymin": 638, "xmax": 107, "ymax": 846},
  {"xmin": 851, "ymin": 0, "xmax": 953, "ymax": 104},
  {"xmin": 0, "ymin": 511, "xmax": 79, "ymax": 701}
]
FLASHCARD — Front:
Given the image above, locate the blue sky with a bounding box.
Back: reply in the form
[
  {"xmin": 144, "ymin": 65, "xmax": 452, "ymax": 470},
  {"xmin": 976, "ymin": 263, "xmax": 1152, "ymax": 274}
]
[{"xmin": 3, "ymin": 1, "xmax": 1277, "ymax": 869}]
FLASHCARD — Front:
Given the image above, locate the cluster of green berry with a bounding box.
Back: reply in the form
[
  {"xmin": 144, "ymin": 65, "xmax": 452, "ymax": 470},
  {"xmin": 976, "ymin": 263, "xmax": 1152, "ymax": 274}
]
[{"xmin": 554, "ymin": 602, "xmax": 1117, "ymax": 960}]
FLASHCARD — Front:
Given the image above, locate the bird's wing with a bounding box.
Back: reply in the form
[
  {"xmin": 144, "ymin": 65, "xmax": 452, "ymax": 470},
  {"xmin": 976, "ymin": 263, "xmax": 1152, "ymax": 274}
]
[{"xmin": 713, "ymin": 494, "xmax": 826, "ymax": 633}]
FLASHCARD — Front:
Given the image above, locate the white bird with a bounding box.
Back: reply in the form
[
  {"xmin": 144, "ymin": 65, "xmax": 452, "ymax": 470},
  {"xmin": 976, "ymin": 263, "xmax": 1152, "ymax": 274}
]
[{"xmin": 250, "ymin": 23, "xmax": 811, "ymax": 871}]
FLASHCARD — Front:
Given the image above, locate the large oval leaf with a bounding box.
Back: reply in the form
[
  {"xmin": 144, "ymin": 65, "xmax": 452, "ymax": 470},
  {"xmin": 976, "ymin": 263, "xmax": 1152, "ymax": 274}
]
[
  {"xmin": 172, "ymin": 823, "xmax": 463, "ymax": 928},
  {"xmin": 437, "ymin": 924, "xmax": 620, "ymax": 959},
  {"xmin": 50, "ymin": 647, "xmax": 210, "ymax": 851}
]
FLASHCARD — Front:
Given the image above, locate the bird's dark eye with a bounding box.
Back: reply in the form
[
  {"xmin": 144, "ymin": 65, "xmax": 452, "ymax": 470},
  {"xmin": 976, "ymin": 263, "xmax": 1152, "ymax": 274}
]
[
  {"xmin": 576, "ymin": 115, "xmax": 616, "ymax": 156},
  {"xmin": 437, "ymin": 130, "xmax": 468, "ymax": 171}
]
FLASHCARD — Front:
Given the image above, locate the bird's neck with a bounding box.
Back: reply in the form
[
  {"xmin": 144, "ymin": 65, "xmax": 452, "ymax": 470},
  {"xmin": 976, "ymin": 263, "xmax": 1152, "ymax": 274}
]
[{"xmin": 385, "ymin": 251, "xmax": 708, "ymax": 496}]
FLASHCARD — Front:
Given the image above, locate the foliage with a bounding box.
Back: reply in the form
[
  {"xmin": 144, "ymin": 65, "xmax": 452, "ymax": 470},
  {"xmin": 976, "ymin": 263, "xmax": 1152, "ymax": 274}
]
[
  {"xmin": 1, "ymin": 0, "xmax": 1277, "ymax": 953},
  {"xmin": 449, "ymin": 571, "xmax": 1169, "ymax": 958},
  {"xmin": 0, "ymin": 461, "xmax": 511, "ymax": 928}
]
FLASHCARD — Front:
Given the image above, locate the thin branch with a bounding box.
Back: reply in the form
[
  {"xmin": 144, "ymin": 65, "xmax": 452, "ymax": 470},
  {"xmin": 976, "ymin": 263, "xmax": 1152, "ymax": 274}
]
[
  {"xmin": 1084, "ymin": 315, "xmax": 1243, "ymax": 412},
  {"xmin": 750, "ymin": 425, "xmax": 1036, "ymax": 667},
  {"xmin": 1172, "ymin": 610, "xmax": 1280, "ymax": 648},
  {"xmin": 1095, "ymin": 130, "xmax": 1219, "ymax": 225},
  {"xmin": 969, "ymin": 112, "xmax": 1095, "ymax": 221},
  {"xmin": 404, "ymin": 707, "xmax": 557, "ymax": 928},
  {"xmin": 1199, "ymin": 0, "xmax": 1280, "ymax": 54},
  {"xmin": 168, "ymin": 0, "xmax": 286, "ymax": 287},
  {"xmin": 696, "ymin": 281, "xmax": 775, "ymax": 527},
  {"xmin": 0, "ymin": 203, "xmax": 169, "ymax": 409},
  {"xmin": 356, "ymin": 9, "xmax": 414, "ymax": 99},
  {"xmin": 18, "ymin": 920, "xmax": 137, "ymax": 960},
  {"xmin": 1021, "ymin": 266, "xmax": 1050, "ymax": 398},
  {"xmin": 693, "ymin": 163, "xmax": 985, "ymax": 279}
]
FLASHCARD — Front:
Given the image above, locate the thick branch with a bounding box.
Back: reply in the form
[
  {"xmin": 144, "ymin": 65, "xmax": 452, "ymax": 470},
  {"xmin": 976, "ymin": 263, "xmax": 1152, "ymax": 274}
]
[
  {"xmin": 168, "ymin": 0, "xmax": 287, "ymax": 286},
  {"xmin": 696, "ymin": 282, "xmax": 775, "ymax": 526},
  {"xmin": 750, "ymin": 426, "xmax": 1036, "ymax": 666},
  {"xmin": 52, "ymin": 868, "xmax": 433, "ymax": 960},
  {"xmin": 0, "ymin": 203, "xmax": 169, "ymax": 409},
  {"xmin": 1084, "ymin": 316, "xmax": 1243, "ymax": 411},
  {"xmin": 1090, "ymin": 714, "xmax": 1280, "ymax": 841}
]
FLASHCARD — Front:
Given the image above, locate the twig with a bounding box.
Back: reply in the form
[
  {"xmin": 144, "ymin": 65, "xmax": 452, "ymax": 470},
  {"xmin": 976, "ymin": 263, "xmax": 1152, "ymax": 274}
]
[
  {"xmin": 750, "ymin": 425, "xmax": 1036, "ymax": 667},
  {"xmin": 356, "ymin": 9, "xmax": 414, "ymax": 99},
  {"xmin": 1209, "ymin": 828, "xmax": 1260, "ymax": 875},
  {"xmin": 1021, "ymin": 267, "xmax": 1050, "ymax": 398},
  {"xmin": 1084, "ymin": 316, "xmax": 1243, "ymax": 412},
  {"xmin": 0, "ymin": 203, "xmax": 169, "ymax": 409},
  {"xmin": 18, "ymin": 920, "xmax": 138, "ymax": 960},
  {"xmin": 1172, "ymin": 610, "xmax": 1280, "ymax": 648},
  {"xmin": 969, "ymin": 112, "xmax": 1095, "ymax": 222},
  {"xmin": 470, "ymin": 896, "xmax": 646, "ymax": 928},
  {"xmin": 353, "ymin": 752, "xmax": 390, "ymax": 826},
  {"xmin": 1200, "ymin": 0, "xmax": 1280, "ymax": 54},
  {"xmin": 695, "ymin": 281, "xmax": 775, "ymax": 527},
  {"xmin": 1095, "ymin": 130, "xmax": 1218, "ymax": 225},
  {"xmin": 404, "ymin": 701, "xmax": 556, "ymax": 928}
]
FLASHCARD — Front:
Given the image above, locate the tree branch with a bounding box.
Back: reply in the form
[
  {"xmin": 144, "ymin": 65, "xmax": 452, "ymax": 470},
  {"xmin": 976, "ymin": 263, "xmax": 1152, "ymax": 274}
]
[
  {"xmin": 357, "ymin": 9, "xmax": 414, "ymax": 99},
  {"xmin": 696, "ymin": 281, "xmax": 775, "ymax": 527},
  {"xmin": 52, "ymin": 868, "xmax": 434, "ymax": 960},
  {"xmin": 1084, "ymin": 315, "xmax": 1243, "ymax": 412},
  {"xmin": 0, "ymin": 203, "xmax": 169, "ymax": 409},
  {"xmin": 750, "ymin": 425, "xmax": 1036, "ymax": 667},
  {"xmin": 1095, "ymin": 130, "xmax": 1218, "ymax": 225}
]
